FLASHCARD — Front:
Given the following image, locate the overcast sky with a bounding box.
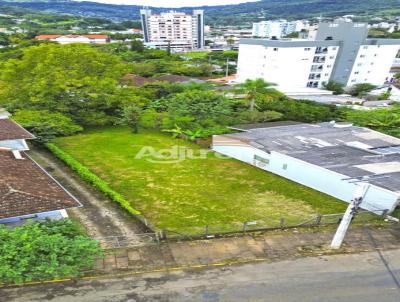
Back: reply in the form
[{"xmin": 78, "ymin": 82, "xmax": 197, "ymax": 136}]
[{"xmin": 84, "ymin": 0, "xmax": 259, "ymax": 7}]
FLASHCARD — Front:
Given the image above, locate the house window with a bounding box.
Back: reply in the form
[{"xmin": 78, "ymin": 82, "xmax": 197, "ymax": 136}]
[{"xmin": 254, "ymin": 154, "xmax": 269, "ymax": 164}]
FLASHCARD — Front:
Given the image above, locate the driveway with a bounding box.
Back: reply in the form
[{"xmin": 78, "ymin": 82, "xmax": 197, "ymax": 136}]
[
  {"xmin": 3, "ymin": 249, "xmax": 400, "ymax": 302},
  {"xmin": 29, "ymin": 148, "xmax": 150, "ymax": 247}
]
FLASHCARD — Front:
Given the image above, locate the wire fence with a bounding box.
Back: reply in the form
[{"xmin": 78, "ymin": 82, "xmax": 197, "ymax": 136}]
[
  {"xmin": 161, "ymin": 210, "xmax": 387, "ymax": 241},
  {"xmin": 95, "ymin": 210, "xmax": 393, "ymax": 248}
]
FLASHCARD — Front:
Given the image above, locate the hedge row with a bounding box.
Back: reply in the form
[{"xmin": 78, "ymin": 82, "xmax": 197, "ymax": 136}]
[{"xmin": 46, "ymin": 143, "xmax": 141, "ymax": 215}]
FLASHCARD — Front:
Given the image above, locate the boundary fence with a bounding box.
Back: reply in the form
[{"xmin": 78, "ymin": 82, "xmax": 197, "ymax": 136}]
[{"xmin": 95, "ymin": 210, "xmax": 389, "ymax": 248}]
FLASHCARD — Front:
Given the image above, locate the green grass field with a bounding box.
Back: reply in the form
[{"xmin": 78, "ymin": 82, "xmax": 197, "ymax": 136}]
[{"xmin": 54, "ymin": 127, "xmax": 346, "ymax": 234}]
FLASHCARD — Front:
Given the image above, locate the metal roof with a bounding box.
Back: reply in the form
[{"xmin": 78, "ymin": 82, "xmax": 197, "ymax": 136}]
[{"xmin": 225, "ymin": 122, "xmax": 400, "ymax": 193}]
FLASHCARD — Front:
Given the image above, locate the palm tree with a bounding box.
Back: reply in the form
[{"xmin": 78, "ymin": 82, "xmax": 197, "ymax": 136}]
[{"xmin": 235, "ymin": 79, "xmax": 277, "ymax": 111}]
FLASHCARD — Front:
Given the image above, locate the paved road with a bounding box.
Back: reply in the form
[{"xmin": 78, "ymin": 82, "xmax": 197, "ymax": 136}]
[{"xmin": 3, "ymin": 249, "xmax": 400, "ymax": 302}]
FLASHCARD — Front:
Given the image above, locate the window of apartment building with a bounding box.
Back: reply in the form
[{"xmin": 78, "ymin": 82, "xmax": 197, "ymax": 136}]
[
  {"xmin": 354, "ymin": 71, "xmax": 359, "ymax": 74},
  {"xmin": 332, "ymin": 47, "xmax": 337, "ymax": 50},
  {"xmin": 374, "ymin": 54, "xmax": 378, "ymax": 57},
  {"xmin": 273, "ymin": 48, "xmax": 279, "ymax": 51},
  {"xmin": 282, "ymin": 164, "xmax": 288, "ymax": 170},
  {"xmin": 360, "ymin": 55, "xmax": 366, "ymax": 58},
  {"xmin": 363, "ymin": 46, "xmax": 368, "ymax": 49},
  {"xmin": 357, "ymin": 63, "xmax": 362, "ymax": 66},
  {"xmin": 325, "ymin": 73, "xmax": 329, "ymax": 76},
  {"xmin": 329, "ymin": 56, "xmax": 335, "ymax": 59},
  {"xmin": 351, "ymin": 79, "xmax": 356, "ymax": 82},
  {"xmin": 327, "ymin": 65, "xmax": 332, "ymax": 68},
  {"xmin": 371, "ymin": 62, "xmax": 374, "ymax": 65},
  {"xmin": 304, "ymin": 48, "xmax": 311, "ymax": 51}
]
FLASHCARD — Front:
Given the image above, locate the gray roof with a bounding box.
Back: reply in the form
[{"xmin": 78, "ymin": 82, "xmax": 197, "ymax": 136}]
[
  {"xmin": 225, "ymin": 122, "xmax": 400, "ymax": 193},
  {"xmin": 239, "ymin": 38, "xmax": 341, "ymax": 48}
]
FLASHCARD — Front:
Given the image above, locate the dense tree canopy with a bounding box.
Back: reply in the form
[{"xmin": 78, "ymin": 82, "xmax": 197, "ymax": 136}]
[
  {"xmin": 12, "ymin": 109, "xmax": 83, "ymax": 142},
  {"xmin": 0, "ymin": 43, "xmax": 132, "ymax": 126}
]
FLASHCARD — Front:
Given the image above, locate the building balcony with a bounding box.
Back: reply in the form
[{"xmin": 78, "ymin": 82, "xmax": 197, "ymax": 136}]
[
  {"xmin": 315, "ymin": 47, "xmax": 328, "ymax": 54},
  {"xmin": 313, "ymin": 57, "xmax": 326, "ymax": 63}
]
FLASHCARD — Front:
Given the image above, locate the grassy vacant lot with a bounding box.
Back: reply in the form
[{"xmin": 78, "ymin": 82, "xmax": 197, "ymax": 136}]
[{"xmin": 54, "ymin": 127, "xmax": 346, "ymax": 234}]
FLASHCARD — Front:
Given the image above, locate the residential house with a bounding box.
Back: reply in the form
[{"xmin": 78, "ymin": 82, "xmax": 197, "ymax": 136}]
[
  {"xmin": 213, "ymin": 122, "xmax": 400, "ymax": 214},
  {"xmin": 0, "ymin": 111, "xmax": 81, "ymax": 224}
]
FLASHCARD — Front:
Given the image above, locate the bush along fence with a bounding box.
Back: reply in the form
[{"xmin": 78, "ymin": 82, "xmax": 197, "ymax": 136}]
[{"xmin": 45, "ymin": 143, "xmax": 157, "ymax": 233}]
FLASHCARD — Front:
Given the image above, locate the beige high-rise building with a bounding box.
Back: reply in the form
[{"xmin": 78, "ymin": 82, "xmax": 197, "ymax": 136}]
[{"xmin": 140, "ymin": 9, "xmax": 204, "ymax": 52}]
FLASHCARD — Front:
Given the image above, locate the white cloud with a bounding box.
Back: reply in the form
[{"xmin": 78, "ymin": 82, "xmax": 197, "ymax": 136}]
[{"xmin": 79, "ymin": 0, "xmax": 259, "ymax": 8}]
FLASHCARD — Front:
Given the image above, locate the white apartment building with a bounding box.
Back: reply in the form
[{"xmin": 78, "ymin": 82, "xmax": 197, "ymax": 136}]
[
  {"xmin": 238, "ymin": 21, "xmax": 400, "ymax": 91},
  {"xmin": 140, "ymin": 9, "xmax": 204, "ymax": 52},
  {"xmin": 252, "ymin": 20, "xmax": 307, "ymax": 39}
]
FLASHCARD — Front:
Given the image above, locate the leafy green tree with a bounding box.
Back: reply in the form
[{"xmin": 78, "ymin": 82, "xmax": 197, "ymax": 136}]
[
  {"xmin": 347, "ymin": 83, "xmax": 377, "ymax": 97},
  {"xmin": 0, "ymin": 43, "xmax": 132, "ymax": 126},
  {"xmin": 323, "ymin": 81, "xmax": 345, "ymax": 95},
  {"xmin": 166, "ymin": 90, "xmax": 233, "ymax": 129},
  {"xmin": 0, "ymin": 33, "xmax": 10, "ymax": 46},
  {"xmin": 0, "ymin": 220, "xmax": 102, "ymax": 284},
  {"xmin": 123, "ymin": 104, "xmax": 142, "ymax": 133},
  {"xmin": 130, "ymin": 40, "xmax": 145, "ymax": 52},
  {"xmin": 12, "ymin": 109, "xmax": 83, "ymax": 142},
  {"xmin": 235, "ymin": 79, "xmax": 277, "ymax": 111}
]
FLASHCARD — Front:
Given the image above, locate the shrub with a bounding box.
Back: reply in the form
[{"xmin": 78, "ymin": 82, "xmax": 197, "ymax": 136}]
[
  {"xmin": 0, "ymin": 219, "xmax": 102, "ymax": 284},
  {"xmin": 259, "ymin": 98, "xmax": 346, "ymax": 123},
  {"xmin": 46, "ymin": 143, "xmax": 141, "ymax": 215},
  {"xmin": 323, "ymin": 81, "xmax": 345, "ymax": 95}
]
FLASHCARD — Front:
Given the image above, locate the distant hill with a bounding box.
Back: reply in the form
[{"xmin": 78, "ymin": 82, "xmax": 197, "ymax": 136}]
[{"xmin": 1, "ymin": 0, "xmax": 399, "ymax": 24}]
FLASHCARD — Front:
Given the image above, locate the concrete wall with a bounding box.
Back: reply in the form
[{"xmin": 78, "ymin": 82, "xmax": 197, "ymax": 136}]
[{"xmin": 212, "ymin": 141, "xmax": 400, "ymax": 214}]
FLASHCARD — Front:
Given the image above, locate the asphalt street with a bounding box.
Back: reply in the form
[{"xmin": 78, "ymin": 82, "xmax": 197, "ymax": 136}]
[{"xmin": 2, "ymin": 249, "xmax": 400, "ymax": 302}]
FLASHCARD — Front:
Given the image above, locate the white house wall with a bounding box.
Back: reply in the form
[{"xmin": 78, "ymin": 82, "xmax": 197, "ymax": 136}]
[
  {"xmin": 212, "ymin": 142, "xmax": 400, "ymax": 214},
  {"xmin": 236, "ymin": 44, "xmax": 339, "ymax": 90},
  {"xmin": 0, "ymin": 209, "xmax": 69, "ymax": 224},
  {"xmin": 348, "ymin": 44, "xmax": 400, "ymax": 86}
]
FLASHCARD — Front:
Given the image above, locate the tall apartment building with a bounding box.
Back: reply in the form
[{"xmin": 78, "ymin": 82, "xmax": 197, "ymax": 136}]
[
  {"xmin": 252, "ymin": 20, "xmax": 307, "ymax": 39},
  {"xmin": 140, "ymin": 9, "xmax": 204, "ymax": 52},
  {"xmin": 238, "ymin": 21, "xmax": 400, "ymax": 91}
]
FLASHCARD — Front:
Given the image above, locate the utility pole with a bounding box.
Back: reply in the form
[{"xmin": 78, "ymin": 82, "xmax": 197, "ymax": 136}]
[
  {"xmin": 331, "ymin": 183, "xmax": 370, "ymax": 249},
  {"xmin": 225, "ymin": 58, "xmax": 229, "ymax": 77}
]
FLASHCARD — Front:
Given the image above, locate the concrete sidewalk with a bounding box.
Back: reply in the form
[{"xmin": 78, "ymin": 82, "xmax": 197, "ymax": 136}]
[{"xmin": 95, "ymin": 225, "xmax": 400, "ymax": 273}]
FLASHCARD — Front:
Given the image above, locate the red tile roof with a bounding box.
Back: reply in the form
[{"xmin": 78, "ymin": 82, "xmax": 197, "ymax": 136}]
[
  {"xmin": 36, "ymin": 34, "xmax": 109, "ymax": 40},
  {"xmin": 0, "ymin": 119, "xmax": 35, "ymax": 141},
  {"xmin": 0, "ymin": 150, "xmax": 80, "ymax": 219},
  {"xmin": 121, "ymin": 74, "xmax": 149, "ymax": 87}
]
